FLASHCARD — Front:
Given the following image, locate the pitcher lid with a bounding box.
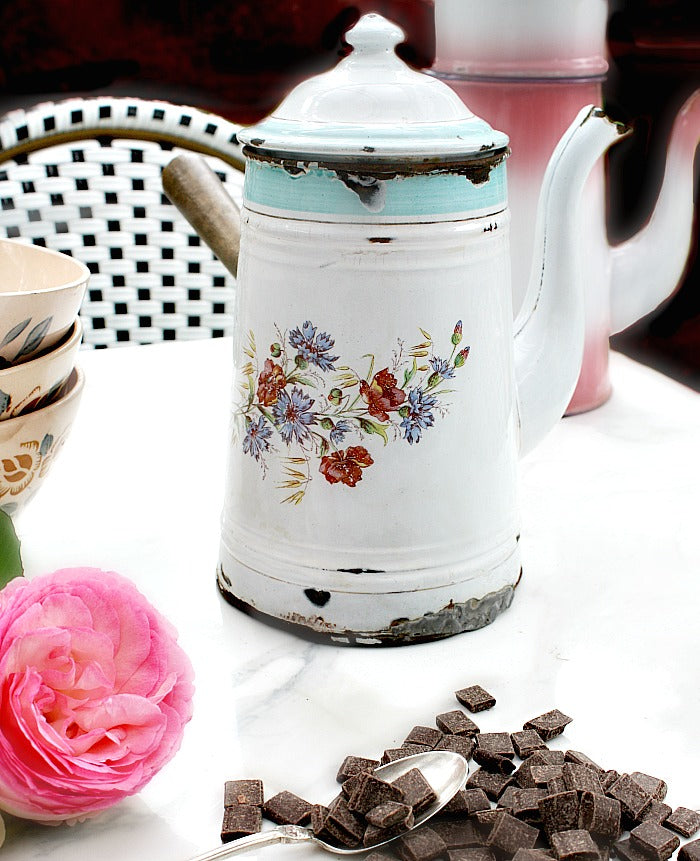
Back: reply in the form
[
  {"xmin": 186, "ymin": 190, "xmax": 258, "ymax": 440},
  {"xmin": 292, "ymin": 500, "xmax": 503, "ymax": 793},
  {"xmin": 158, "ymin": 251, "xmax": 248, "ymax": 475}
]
[{"xmin": 237, "ymin": 13, "xmax": 509, "ymax": 162}]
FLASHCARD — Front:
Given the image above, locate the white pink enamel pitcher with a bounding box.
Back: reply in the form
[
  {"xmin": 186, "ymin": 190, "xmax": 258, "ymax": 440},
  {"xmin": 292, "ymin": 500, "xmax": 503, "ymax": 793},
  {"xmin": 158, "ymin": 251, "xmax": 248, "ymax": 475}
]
[
  {"xmin": 433, "ymin": 0, "xmax": 700, "ymax": 414},
  {"xmin": 216, "ymin": 13, "xmax": 625, "ymax": 644}
]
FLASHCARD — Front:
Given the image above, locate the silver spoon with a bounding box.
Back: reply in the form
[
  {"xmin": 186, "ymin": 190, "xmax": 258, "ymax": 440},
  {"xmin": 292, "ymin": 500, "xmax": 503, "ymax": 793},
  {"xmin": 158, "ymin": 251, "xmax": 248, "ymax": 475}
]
[{"xmin": 188, "ymin": 750, "xmax": 468, "ymax": 859}]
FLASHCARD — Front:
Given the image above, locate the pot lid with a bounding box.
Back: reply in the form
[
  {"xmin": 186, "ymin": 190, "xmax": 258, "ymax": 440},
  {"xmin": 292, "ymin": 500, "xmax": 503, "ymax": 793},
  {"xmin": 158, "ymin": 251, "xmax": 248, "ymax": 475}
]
[{"xmin": 238, "ymin": 13, "xmax": 509, "ymax": 162}]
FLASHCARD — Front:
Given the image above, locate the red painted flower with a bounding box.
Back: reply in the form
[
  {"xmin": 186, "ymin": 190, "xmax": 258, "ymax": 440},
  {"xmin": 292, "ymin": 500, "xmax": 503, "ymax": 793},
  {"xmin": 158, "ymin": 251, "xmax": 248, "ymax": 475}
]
[
  {"xmin": 256, "ymin": 359, "xmax": 286, "ymax": 406},
  {"xmin": 319, "ymin": 446, "xmax": 374, "ymax": 487},
  {"xmin": 359, "ymin": 368, "xmax": 406, "ymax": 422}
]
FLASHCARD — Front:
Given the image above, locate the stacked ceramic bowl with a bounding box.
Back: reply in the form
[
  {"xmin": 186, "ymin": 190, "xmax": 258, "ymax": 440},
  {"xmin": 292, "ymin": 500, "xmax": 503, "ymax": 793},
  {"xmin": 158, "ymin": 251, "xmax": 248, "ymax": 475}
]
[{"xmin": 0, "ymin": 239, "xmax": 89, "ymax": 516}]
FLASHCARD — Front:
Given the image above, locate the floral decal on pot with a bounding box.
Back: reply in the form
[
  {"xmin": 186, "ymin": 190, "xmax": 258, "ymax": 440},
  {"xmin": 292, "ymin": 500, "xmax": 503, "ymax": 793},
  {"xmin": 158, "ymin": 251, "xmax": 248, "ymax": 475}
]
[
  {"xmin": 235, "ymin": 321, "xmax": 470, "ymax": 504},
  {"xmin": 0, "ymin": 433, "xmax": 65, "ymax": 511}
]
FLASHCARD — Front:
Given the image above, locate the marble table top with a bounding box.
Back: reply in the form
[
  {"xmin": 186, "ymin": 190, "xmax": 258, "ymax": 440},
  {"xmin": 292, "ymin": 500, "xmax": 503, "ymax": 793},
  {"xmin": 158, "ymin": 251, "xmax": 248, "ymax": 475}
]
[{"xmin": 7, "ymin": 338, "xmax": 700, "ymax": 860}]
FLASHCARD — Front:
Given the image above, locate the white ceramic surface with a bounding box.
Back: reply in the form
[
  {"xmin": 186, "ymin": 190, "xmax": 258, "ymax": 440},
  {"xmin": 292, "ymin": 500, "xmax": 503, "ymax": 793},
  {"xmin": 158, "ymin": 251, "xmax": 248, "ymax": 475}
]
[
  {"xmin": 0, "ymin": 239, "xmax": 89, "ymax": 365},
  {"xmin": 0, "ymin": 318, "xmax": 82, "ymax": 420},
  {"xmin": 6, "ymin": 337, "xmax": 700, "ymax": 860}
]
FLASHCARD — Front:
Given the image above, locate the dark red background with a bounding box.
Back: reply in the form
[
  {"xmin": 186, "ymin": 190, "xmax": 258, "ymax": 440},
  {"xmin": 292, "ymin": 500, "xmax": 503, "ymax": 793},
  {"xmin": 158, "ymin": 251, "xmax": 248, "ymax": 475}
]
[{"xmin": 0, "ymin": 0, "xmax": 697, "ymax": 388}]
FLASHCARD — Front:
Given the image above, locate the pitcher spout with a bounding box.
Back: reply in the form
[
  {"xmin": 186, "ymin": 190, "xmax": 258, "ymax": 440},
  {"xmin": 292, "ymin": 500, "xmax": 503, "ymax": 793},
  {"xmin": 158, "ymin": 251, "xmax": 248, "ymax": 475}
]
[
  {"xmin": 610, "ymin": 89, "xmax": 700, "ymax": 334},
  {"xmin": 514, "ymin": 106, "xmax": 627, "ymax": 456}
]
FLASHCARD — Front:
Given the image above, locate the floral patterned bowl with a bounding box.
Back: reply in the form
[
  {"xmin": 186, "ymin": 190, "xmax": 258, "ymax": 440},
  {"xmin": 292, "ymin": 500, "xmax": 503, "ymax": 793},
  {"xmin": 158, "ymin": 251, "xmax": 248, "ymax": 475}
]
[
  {"xmin": 0, "ymin": 319, "xmax": 82, "ymax": 421},
  {"xmin": 0, "ymin": 366, "xmax": 84, "ymax": 517},
  {"xmin": 0, "ymin": 239, "xmax": 89, "ymax": 366}
]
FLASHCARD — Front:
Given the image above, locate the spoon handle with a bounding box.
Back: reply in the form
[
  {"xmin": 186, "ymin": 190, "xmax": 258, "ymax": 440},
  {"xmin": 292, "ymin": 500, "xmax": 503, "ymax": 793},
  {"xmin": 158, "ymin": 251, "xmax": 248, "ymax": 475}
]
[{"xmin": 188, "ymin": 825, "xmax": 313, "ymax": 859}]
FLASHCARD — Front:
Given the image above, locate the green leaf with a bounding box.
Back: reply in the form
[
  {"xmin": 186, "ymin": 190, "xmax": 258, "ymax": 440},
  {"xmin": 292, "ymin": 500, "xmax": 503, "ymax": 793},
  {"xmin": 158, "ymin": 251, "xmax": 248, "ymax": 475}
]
[
  {"xmin": 0, "ymin": 510, "xmax": 23, "ymax": 588},
  {"xmin": 358, "ymin": 417, "xmax": 389, "ymax": 445},
  {"xmin": 403, "ymin": 358, "xmax": 417, "ymax": 388}
]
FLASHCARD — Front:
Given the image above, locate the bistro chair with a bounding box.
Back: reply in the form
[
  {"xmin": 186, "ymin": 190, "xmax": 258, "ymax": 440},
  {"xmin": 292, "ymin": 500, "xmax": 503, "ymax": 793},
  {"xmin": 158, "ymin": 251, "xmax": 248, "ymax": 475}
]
[{"xmin": 0, "ymin": 96, "xmax": 245, "ymax": 348}]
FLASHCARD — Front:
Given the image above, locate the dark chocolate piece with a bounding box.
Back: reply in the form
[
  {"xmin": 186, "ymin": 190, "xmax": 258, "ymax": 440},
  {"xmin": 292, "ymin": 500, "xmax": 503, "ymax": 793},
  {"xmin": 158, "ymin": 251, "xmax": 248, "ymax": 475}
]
[
  {"xmin": 538, "ymin": 791, "xmax": 580, "ymax": 838},
  {"xmin": 562, "ymin": 763, "xmax": 604, "ymax": 796},
  {"xmin": 342, "ymin": 770, "xmax": 370, "ymax": 799},
  {"xmin": 435, "ymin": 733, "xmax": 476, "ymax": 761},
  {"xmin": 640, "ymin": 801, "xmax": 672, "ymax": 825},
  {"xmin": 382, "ymin": 744, "xmax": 432, "ymax": 764},
  {"xmin": 336, "ymin": 755, "xmax": 380, "ymax": 783},
  {"xmin": 474, "ymin": 748, "xmax": 517, "ymax": 774},
  {"xmin": 630, "ymin": 773, "xmax": 667, "ymax": 803},
  {"xmin": 476, "ymin": 732, "xmax": 516, "ymax": 758},
  {"xmin": 516, "ymin": 752, "xmax": 567, "ymax": 789},
  {"xmin": 443, "ymin": 788, "xmax": 491, "ymax": 817},
  {"xmin": 397, "ymin": 826, "xmax": 448, "ymax": 861},
  {"xmin": 474, "ymin": 809, "xmax": 506, "ymax": 834},
  {"xmin": 547, "ymin": 777, "xmax": 569, "ymax": 796},
  {"xmin": 531, "ymin": 765, "xmax": 564, "ymax": 787},
  {"xmin": 455, "ymin": 685, "xmax": 497, "ymax": 713},
  {"xmin": 601, "ymin": 771, "xmax": 620, "ymax": 792},
  {"xmin": 325, "ymin": 796, "xmax": 366, "ymax": 847},
  {"xmin": 550, "ymin": 829, "xmax": 600, "ymax": 860},
  {"xmin": 467, "ymin": 767, "xmax": 515, "ymax": 800},
  {"xmin": 512, "ymin": 730, "xmax": 548, "ymax": 758},
  {"xmin": 221, "ymin": 805, "xmax": 262, "ymax": 842},
  {"xmin": 523, "ymin": 710, "xmax": 573, "ymax": 742},
  {"xmin": 348, "ymin": 773, "xmax": 404, "ymax": 815},
  {"xmin": 565, "ymin": 751, "xmax": 603, "ymax": 774},
  {"xmin": 432, "ymin": 818, "xmax": 484, "ymax": 848},
  {"xmin": 679, "ymin": 839, "xmax": 700, "ymax": 861},
  {"xmin": 448, "ymin": 850, "xmax": 496, "ymax": 861},
  {"xmin": 405, "ymin": 726, "xmax": 444, "ymax": 748},
  {"xmin": 512, "ymin": 851, "xmax": 554, "ymax": 861},
  {"xmin": 607, "ymin": 774, "xmax": 653, "ymax": 823},
  {"xmin": 263, "ymin": 790, "xmax": 313, "ymax": 826},
  {"xmin": 666, "ymin": 807, "xmax": 700, "ymax": 838},
  {"xmin": 364, "ymin": 818, "xmax": 413, "ymax": 847},
  {"xmin": 613, "ymin": 837, "xmax": 651, "ymax": 861},
  {"xmin": 629, "ymin": 821, "xmax": 680, "ymax": 860},
  {"xmin": 578, "ymin": 790, "xmax": 621, "ymax": 842},
  {"xmin": 310, "ymin": 804, "xmax": 338, "ymax": 844},
  {"xmin": 506, "ymin": 788, "xmax": 548, "ymax": 822},
  {"xmin": 486, "ymin": 811, "xmax": 540, "ymax": 854},
  {"xmin": 392, "ymin": 768, "xmax": 438, "ymax": 815},
  {"xmin": 366, "ymin": 801, "xmax": 414, "ymax": 829},
  {"xmin": 224, "ymin": 779, "xmax": 264, "ymax": 808},
  {"xmin": 437, "ymin": 710, "xmax": 481, "ymax": 736}
]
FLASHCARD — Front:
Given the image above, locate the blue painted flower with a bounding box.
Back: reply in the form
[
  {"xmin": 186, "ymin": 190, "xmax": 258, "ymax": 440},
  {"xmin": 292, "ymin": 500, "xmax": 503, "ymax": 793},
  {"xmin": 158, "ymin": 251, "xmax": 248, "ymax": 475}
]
[
  {"xmin": 429, "ymin": 356, "xmax": 455, "ymax": 380},
  {"xmin": 289, "ymin": 321, "xmax": 338, "ymax": 372},
  {"xmin": 401, "ymin": 388, "xmax": 437, "ymax": 445},
  {"xmin": 329, "ymin": 419, "xmax": 352, "ymax": 446},
  {"xmin": 243, "ymin": 416, "xmax": 273, "ymax": 461},
  {"xmin": 272, "ymin": 386, "xmax": 317, "ymax": 444}
]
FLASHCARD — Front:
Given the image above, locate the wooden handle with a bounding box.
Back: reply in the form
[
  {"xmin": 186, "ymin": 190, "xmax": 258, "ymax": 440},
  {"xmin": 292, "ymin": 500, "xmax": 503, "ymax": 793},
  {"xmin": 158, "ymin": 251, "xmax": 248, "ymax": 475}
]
[{"xmin": 162, "ymin": 154, "xmax": 242, "ymax": 277}]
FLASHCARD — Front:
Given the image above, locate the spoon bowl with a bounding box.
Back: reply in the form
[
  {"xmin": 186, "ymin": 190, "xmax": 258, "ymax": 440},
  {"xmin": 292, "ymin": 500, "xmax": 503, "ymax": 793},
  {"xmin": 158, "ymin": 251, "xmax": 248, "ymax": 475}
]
[{"xmin": 189, "ymin": 750, "xmax": 468, "ymax": 859}]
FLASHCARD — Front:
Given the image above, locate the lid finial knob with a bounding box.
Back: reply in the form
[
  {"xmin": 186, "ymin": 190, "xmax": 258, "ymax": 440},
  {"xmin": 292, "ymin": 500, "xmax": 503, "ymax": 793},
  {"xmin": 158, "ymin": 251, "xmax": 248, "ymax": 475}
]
[{"xmin": 345, "ymin": 13, "xmax": 405, "ymax": 57}]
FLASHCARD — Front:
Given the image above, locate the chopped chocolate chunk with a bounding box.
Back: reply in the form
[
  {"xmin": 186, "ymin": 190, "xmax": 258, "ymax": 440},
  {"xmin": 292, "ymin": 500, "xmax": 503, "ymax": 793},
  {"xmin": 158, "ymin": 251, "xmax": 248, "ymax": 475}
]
[
  {"xmin": 397, "ymin": 826, "xmax": 448, "ymax": 861},
  {"xmin": 437, "ymin": 710, "xmax": 481, "ymax": 736},
  {"xmin": 630, "ymin": 773, "xmax": 668, "ymax": 803},
  {"xmin": 607, "ymin": 774, "xmax": 653, "ymax": 823},
  {"xmin": 512, "ymin": 851, "xmax": 554, "ymax": 861},
  {"xmin": 565, "ymin": 752, "xmax": 603, "ymax": 774},
  {"xmin": 326, "ymin": 796, "xmax": 366, "ymax": 847},
  {"xmin": 476, "ymin": 732, "xmax": 516, "ymax": 758},
  {"xmin": 443, "ymin": 788, "xmax": 491, "ymax": 817},
  {"xmin": 562, "ymin": 763, "xmax": 604, "ymax": 796},
  {"xmin": 486, "ymin": 810, "xmax": 540, "ymax": 854},
  {"xmin": 666, "ymin": 807, "xmax": 700, "ymax": 838},
  {"xmin": 474, "ymin": 809, "xmax": 506, "ymax": 834},
  {"xmin": 336, "ymin": 755, "xmax": 380, "ymax": 783},
  {"xmin": 467, "ymin": 767, "xmax": 515, "ymax": 800},
  {"xmin": 629, "ymin": 821, "xmax": 680, "ymax": 860},
  {"xmin": 614, "ymin": 837, "xmax": 652, "ymax": 861},
  {"xmin": 474, "ymin": 748, "xmax": 517, "ymax": 774},
  {"xmin": 532, "ymin": 766, "xmax": 564, "ymax": 787},
  {"xmin": 679, "ymin": 840, "xmax": 700, "ymax": 861},
  {"xmin": 506, "ymin": 788, "xmax": 548, "ymax": 822},
  {"xmin": 348, "ymin": 773, "xmax": 404, "ymax": 815},
  {"xmin": 517, "ymin": 753, "xmax": 566, "ymax": 789},
  {"xmin": 263, "ymin": 790, "xmax": 313, "ymax": 826},
  {"xmin": 550, "ymin": 829, "xmax": 600, "ymax": 861},
  {"xmin": 364, "ymin": 819, "xmax": 414, "ymax": 847},
  {"xmin": 310, "ymin": 803, "xmax": 332, "ymax": 837},
  {"xmin": 366, "ymin": 801, "xmax": 414, "ymax": 829},
  {"xmin": 512, "ymin": 730, "xmax": 548, "ymax": 758},
  {"xmin": 224, "ymin": 779, "xmax": 264, "ymax": 808},
  {"xmin": 448, "ymin": 849, "xmax": 496, "ymax": 861},
  {"xmin": 456, "ymin": 685, "xmax": 497, "ymax": 713},
  {"xmin": 393, "ymin": 768, "xmax": 438, "ymax": 815},
  {"xmin": 640, "ymin": 802, "xmax": 672, "ymax": 825},
  {"xmin": 221, "ymin": 804, "xmax": 262, "ymax": 842},
  {"xmin": 547, "ymin": 777, "xmax": 569, "ymax": 796},
  {"xmin": 523, "ymin": 710, "xmax": 573, "ymax": 742},
  {"xmin": 436, "ymin": 734, "xmax": 477, "ymax": 761},
  {"xmin": 382, "ymin": 744, "xmax": 433, "ymax": 764},
  {"xmin": 539, "ymin": 791, "xmax": 581, "ymax": 838},
  {"xmin": 578, "ymin": 791, "xmax": 621, "ymax": 842},
  {"xmin": 342, "ymin": 770, "xmax": 371, "ymax": 799},
  {"xmin": 432, "ymin": 818, "xmax": 484, "ymax": 848},
  {"xmin": 601, "ymin": 771, "xmax": 620, "ymax": 792},
  {"xmin": 405, "ymin": 726, "xmax": 444, "ymax": 748}
]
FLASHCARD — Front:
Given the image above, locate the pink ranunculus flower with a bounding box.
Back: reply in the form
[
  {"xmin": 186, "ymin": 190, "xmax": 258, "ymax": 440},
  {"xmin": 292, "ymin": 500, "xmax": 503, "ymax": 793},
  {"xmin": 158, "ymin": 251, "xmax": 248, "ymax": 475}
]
[{"xmin": 0, "ymin": 568, "xmax": 195, "ymax": 823}]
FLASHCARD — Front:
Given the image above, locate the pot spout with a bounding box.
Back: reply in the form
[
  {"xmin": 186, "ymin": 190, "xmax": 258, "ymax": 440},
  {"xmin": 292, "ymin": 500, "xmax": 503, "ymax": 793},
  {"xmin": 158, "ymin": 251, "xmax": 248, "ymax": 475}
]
[
  {"xmin": 610, "ymin": 89, "xmax": 700, "ymax": 334},
  {"xmin": 514, "ymin": 106, "xmax": 627, "ymax": 456}
]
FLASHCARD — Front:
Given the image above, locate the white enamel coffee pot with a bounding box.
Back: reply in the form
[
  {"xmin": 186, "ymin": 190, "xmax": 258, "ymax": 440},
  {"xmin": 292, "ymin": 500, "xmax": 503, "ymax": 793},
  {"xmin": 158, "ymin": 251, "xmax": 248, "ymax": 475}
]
[{"xmin": 213, "ymin": 14, "xmax": 625, "ymax": 644}]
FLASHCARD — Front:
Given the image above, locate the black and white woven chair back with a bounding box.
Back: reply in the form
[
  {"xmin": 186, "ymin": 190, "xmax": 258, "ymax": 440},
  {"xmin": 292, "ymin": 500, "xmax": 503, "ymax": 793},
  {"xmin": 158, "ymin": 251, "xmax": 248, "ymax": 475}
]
[{"xmin": 0, "ymin": 97, "xmax": 245, "ymax": 348}]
